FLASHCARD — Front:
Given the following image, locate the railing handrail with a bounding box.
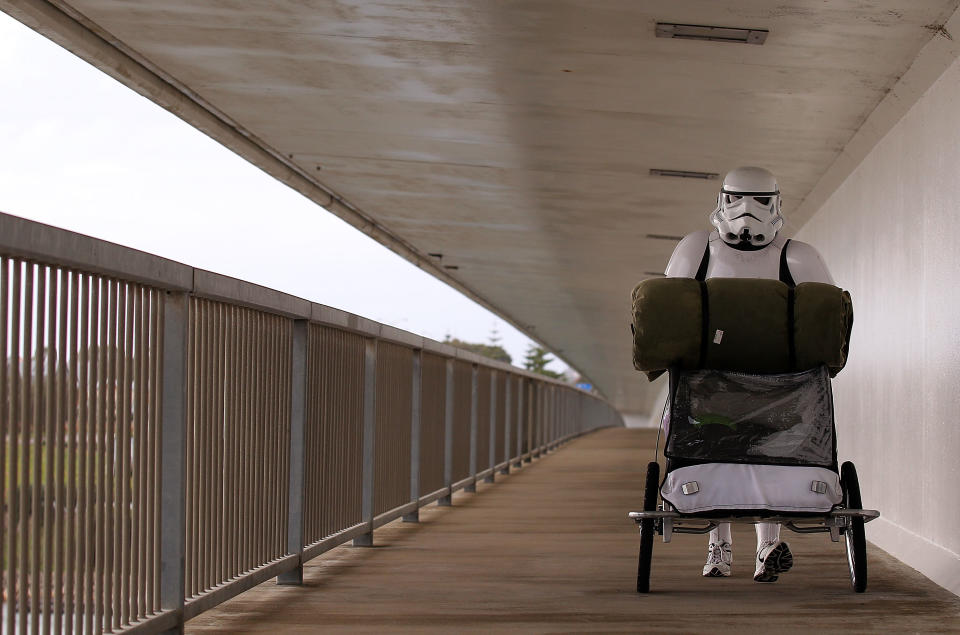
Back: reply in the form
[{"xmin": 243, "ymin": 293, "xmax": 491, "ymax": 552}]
[{"xmin": 0, "ymin": 210, "xmax": 605, "ymax": 394}]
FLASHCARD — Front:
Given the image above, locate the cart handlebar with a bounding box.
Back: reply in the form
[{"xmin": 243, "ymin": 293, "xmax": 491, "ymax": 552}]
[{"xmin": 628, "ymin": 509, "xmax": 880, "ymax": 524}]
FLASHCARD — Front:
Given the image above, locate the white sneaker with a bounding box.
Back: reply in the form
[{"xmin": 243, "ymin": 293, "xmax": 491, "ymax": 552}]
[
  {"xmin": 702, "ymin": 541, "xmax": 732, "ymax": 577},
  {"xmin": 754, "ymin": 540, "xmax": 793, "ymax": 582}
]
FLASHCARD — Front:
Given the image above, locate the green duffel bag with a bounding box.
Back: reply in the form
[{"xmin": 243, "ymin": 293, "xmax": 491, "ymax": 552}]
[
  {"xmin": 702, "ymin": 278, "xmax": 792, "ymax": 374},
  {"xmin": 794, "ymin": 281, "xmax": 854, "ymax": 373},
  {"xmin": 631, "ymin": 277, "xmax": 852, "ymax": 380},
  {"xmin": 630, "ymin": 278, "xmax": 701, "ymax": 380}
]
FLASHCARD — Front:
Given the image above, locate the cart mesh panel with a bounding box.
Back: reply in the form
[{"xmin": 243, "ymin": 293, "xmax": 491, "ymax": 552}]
[{"xmin": 666, "ymin": 366, "xmax": 835, "ymax": 467}]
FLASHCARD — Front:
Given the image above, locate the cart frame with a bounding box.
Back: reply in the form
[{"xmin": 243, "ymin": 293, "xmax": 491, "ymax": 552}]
[{"xmin": 629, "ymin": 366, "xmax": 879, "ymax": 594}]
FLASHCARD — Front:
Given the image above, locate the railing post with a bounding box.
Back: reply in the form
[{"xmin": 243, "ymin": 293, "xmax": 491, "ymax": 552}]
[
  {"xmin": 514, "ymin": 377, "xmax": 524, "ymax": 469},
  {"xmin": 556, "ymin": 391, "xmax": 562, "ymax": 445},
  {"xmin": 485, "ymin": 369, "xmax": 497, "ymax": 483},
  {"xmin": 541, "ymin": 385, "xmax": 548, "ymax": 453},
  {"xmin": 159, "ymin": 291, "xmax": 187, "ymax": 634},
  {"xmin": 550, "ymin": 388, "xmax": 555, "ymax": 447},
  {"xmin": 556, "ymin": 389, "xmax": 561, "ymax": 446},
  {"xmin": 543, "ymin": 386, "xmax": 550, "ymax": 452},
  {"xmin": 524, "ymin": 382, "xmax": 534, "ymax": 463},
  {"xmin": 465, "ymin": 364, "xmax": 478, "ymax": 493},
  {"xmin": 554, "ymin": 389, "xmax": 560, "ymax": 448},
  {"xmin": 439, "ymin": 358, "xmax": 454, "ymax": 506},
  {"xmin": 278, "ymin": 320, "xmax": 308, "ymax": 584},
  {"xmin": 553, "ymin": 388, "xmax": 558, "ymax": 448},
  {"xmin": 534, "ymin": 384, "xmax": 543, "ymax": 458},
  {"xmin": 546, "ymin": 387, "xmax": 554, "ymax": 451},
  {"xmin": 501, "ymin": 374, "xmax": 511, "ymax": 475},
  {"xmin": 542, "ymin": 386, "xmax": 548, "ymax": 453},
  {"xmin": 354, "ymin": 338, "xmax": 377, "ymax": 546},
  {"xmin": 540, "ymin": 384, "xmax": 545, "ymax": 455},
  {"xmin": 580, "ymin": 393, "xmax": 587, "ymax": 435},
  {"xmin": 403, "ymin": 350, "xmax": 422, "ymax": 522}
]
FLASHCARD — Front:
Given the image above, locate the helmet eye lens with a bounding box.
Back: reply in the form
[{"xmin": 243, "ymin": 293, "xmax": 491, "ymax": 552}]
[
  {"xmin": 754, "ymin": 196, "xmax": 771, "ymax": 206},
  {"xmin": 724, "ymin": 194, "xmax": 743, "ymax": 205}
]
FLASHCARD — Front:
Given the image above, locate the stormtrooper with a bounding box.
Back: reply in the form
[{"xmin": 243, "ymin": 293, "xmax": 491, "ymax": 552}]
[{"xmin": 664, "ymin": 166, "xmax": 834, "ymax": 582}]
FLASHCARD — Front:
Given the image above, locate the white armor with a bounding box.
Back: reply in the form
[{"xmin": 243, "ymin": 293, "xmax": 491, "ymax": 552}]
[
  {"xmin": 665, "ymin": 229, "xmax": 833, "ymax": 284},
  {"xmin": 663, "ymin": 166, "xmax": 835, "ymax": 576}
]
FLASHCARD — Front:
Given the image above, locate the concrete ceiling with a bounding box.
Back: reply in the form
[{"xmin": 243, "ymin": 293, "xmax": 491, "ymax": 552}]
[{"xmin": 5, "ymin": 0, "xmax": 958, "ymax": 415}]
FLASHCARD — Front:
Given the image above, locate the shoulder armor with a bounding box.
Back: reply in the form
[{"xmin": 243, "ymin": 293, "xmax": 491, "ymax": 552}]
[
  {"xmin": 785, "ymin": 240, "xmax": 834, "ymax": 285},
  {"xmin": 665, "ymin": 230, "xmax": 710, "ymax": 278}
]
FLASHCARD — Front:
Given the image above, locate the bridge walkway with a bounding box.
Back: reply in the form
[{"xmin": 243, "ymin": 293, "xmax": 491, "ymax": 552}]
[{"xmin": 186, "ymin": 428, "xmax": 960, "ymax": 633}]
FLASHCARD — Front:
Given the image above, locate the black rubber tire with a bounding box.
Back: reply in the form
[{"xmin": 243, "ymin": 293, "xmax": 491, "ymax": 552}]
[
  {"xmin": 841, "ymin": 461, "xmax": 868, "ymax": 593},
  {"xmin": 637, "ymin": 461, "xmax": 660, "ymax": 594}
]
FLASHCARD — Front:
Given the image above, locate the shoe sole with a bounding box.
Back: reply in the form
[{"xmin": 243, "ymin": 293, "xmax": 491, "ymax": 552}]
[
  {"xmin": 754, "ymin": 543, "xmax": 793, "ymax": 583},
  {"xmin": 703, "ymin": 567, "xmax": 730, "ymax": 578}
]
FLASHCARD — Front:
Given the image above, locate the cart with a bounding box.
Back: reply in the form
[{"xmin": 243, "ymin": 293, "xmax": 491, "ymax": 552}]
[{"xmin": 629, "ymin": 365, "xmax": 879, "ymax": 593}]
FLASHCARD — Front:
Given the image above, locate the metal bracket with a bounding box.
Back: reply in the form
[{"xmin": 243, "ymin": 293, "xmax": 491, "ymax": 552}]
[
  {"xmin": 823, "ymin": 515, "xmax": 848, "ymax": 542},
  {"xmin": 662, "ymin": 515, "xmax": 673, "ymax": 543}
]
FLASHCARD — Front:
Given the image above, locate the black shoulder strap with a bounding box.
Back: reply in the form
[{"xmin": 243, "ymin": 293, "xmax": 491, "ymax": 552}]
[
  {"xmin": 779, "ymin": 239, "xmax": 796, "ymax": 288},
  {"xmin": 694, "ymin": 240, "xmax": 710, "ymax": 281},
  {"xmin": 780, "ymin": 239, "xmax": 797, "ymax": 370},
  {"xmin": 698, "ymin": 280, "xmax": 710, "ymax": 368},
  {"xmin": 694, "ymin": 239, "xmax": 711, "ymax": 367}
]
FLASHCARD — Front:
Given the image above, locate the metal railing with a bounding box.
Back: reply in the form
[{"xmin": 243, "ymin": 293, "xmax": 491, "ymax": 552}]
[{"xmin": 0, "ymin": 211, "xmax": 624, "ymax": 634}]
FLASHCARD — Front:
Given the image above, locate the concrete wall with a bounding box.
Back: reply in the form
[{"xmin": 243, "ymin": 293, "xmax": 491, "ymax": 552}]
[
  {"xmin": 620, "ymin": 375, "xmax": 668, "ymax": 429},
  {"xmin": 796, "ymin": 52, "xmax": 960, "ymax": 596}
]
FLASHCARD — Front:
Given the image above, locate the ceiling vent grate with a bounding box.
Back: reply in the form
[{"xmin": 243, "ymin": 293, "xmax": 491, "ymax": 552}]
[
  {"xmin": 650, "ymin": 168, "xmax": 719, "ymax": 180},
  {"xmin": 656, "ymin": 22, "xmax": 768, "ymax": 45}
]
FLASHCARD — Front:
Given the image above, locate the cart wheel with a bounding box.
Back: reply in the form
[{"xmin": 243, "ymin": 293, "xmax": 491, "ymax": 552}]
[
  {"xmin": 841, "ymin": 461, "xmax": 867, "ymax": 593},
  {"xmin": 637, "ymin": 461, "xmax": 660, "ymax": 594}
]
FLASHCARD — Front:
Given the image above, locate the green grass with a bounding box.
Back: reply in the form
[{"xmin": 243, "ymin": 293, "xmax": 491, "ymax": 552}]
[{"xmin": 1, "ymin": 432, "xmax": 147, "ymax": 573}]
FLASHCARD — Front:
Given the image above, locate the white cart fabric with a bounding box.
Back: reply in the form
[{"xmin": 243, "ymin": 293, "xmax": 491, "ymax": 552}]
[{"xmin": 661, "ymin": 463, "xmax": 842, "ymax": 513}]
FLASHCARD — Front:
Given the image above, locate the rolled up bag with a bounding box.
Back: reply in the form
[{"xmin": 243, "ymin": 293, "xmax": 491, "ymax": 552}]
[
  {"xmin": 630, "ymin": 278, "xmax": 701, "ymax": 380},
  {"xmin": 702, "ymin": 278, "xmax": 790, "ymax": 374},
  {"xmin": 630, "ymin": 277, "xmax": 852, "ymax": 380},
  {"xmin": 794, "ymin": 282, "xmax": 854, "ymax": 373}
]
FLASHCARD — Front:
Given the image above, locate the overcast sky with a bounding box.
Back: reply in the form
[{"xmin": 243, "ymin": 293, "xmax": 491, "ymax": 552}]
[{"xmin": 0, "ymin": 12, "xmax": 571, "ymax": 375}]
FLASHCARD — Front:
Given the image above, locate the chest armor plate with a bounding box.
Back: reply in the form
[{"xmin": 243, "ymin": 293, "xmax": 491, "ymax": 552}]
[{"xmin": 705, "ymin": 236, "xmax": 784, "ymax": 280}]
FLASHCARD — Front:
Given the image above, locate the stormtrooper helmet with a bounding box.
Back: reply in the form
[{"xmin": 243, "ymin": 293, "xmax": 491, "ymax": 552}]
[{"xmin": 710, "ymin": 166, "xmax": 783, "ymax": 248}]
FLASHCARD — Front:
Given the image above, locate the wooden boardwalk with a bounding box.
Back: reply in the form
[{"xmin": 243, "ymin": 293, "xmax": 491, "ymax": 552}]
[{"xmin": 187, "ymin": 428, "xmax": 960, "ymax": 633}]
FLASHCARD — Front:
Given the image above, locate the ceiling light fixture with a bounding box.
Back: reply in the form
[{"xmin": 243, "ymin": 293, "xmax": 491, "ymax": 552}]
[
  {"xmin": 656, "ymin": 22, "xmax": 768, "ymax": 45},
  {"xmin": 650, "ymin": 168, "xmax": 719, "ymax": 180},
  {"xmin": 646, "ymin": 234, "xmax": 684, "ymax": 242}
]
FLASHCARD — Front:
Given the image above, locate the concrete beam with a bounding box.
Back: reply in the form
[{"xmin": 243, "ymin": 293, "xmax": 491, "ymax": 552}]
[{"xmin": 0, "ymin": 0, "xmax": 581, "ymax": 397}]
